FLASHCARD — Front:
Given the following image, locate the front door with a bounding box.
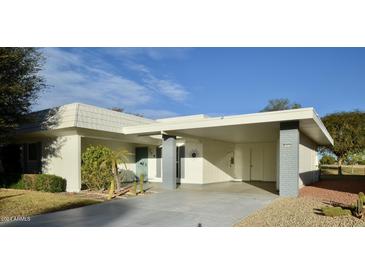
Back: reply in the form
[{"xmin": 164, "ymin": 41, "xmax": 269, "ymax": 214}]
[
  {"xmin": 176, "ymin": 146, "xmax": 185, "ymax": 182},
  {"xmin": 135, "ymin": 147, "xmax": 148, "ymax": 181},
  {"xmin": 250, "ymin": 146, "xmax": 263, "ymax": 181}
]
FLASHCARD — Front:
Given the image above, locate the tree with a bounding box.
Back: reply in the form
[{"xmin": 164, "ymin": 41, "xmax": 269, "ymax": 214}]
[
  {"xmin": 0, "ymin": 48, "xmax": 45, "ymax": 141},
  {"xmin": 260, "ymin": 98, "xmax": 302, "ymax": 112},
  {"xmin": 100, "ymin": 148, "xmax": 132, "ymax": 200},
  {"xmin": 111, "ymin": 107, "xmax": 124, "ymax": 113},
  {"xmin": 110, "ymin": 107, "xmax": 144, "ymax": 117},
  {"xmin": 320, "ymin": 111, "xmax": 365, "ymax": 174},
  {"xmin": 345, "ymin": 150, "xmax": 365, "ymax": 165},
  {"xmin": 320, "ymin": 155, "xmax": 337, "ymax": 165}
]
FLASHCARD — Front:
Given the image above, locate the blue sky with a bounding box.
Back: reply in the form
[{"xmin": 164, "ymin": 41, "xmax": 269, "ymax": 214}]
[{"xmin": 37, "ymin": 48, "xmax": 365, "ymax": 118}]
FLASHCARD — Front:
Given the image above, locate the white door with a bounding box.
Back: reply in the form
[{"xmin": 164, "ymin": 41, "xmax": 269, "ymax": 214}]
[{"xmin": 250, "ymin": 146, "xmax": 263, "ymax": 181}]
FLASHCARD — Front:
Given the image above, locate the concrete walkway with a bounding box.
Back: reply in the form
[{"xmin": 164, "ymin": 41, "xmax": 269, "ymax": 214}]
[{"xmin": 2, "ymin": 182, "xmax": 277, "ymax": 227}]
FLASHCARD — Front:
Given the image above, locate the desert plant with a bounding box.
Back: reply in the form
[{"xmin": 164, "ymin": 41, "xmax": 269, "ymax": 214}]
[
  {"xmin": 107, "ymin": 178, "xmax": 115, "ymax": 200},
  {"xmin": 139, "ymin": 175, "xmax": 144, "ymax": 194},
  {"xmin": 321, "ymin": 206, "xmax": 352, "ymax": 217},
  {"xmin": 321, "ymin": 192, "xmax": 365, "ymax": 219},
  {"xmin": 132, "ymin": 179, "xmax": 138, "ymax": 196},
  {"xmin": 100, "ymin": 148, "xmax": 132, "ymax": 200},
  {"xmin": 359, "ymin": 192, "xmax": 365, "ymax": 203},
  {"xmin": 353, "ymin": 195, "xmax": 364, "ymax": 218}
]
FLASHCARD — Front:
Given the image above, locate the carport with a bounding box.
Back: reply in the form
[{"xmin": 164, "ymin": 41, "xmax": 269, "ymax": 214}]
[{"xmin": 123, "ymin": 108, "xmax": 334, "ymax": 197}]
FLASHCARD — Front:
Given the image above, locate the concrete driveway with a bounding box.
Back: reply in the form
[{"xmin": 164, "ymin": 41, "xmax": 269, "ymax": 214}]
[{"xmin": 2, "ymin": 182, "xmax": 277, "ymax": 227}]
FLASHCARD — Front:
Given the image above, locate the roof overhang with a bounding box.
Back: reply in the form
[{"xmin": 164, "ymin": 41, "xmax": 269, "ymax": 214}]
[{"xmin": 123, "ymin": 108, "xmax": 334, "ymax": 146}]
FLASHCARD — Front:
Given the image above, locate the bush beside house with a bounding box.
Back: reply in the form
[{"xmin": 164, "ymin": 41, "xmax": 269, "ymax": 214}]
[
  {"xmin": 81, "ymin": 145, "xmax": 114, "ymax": 191},
  {"xmin": 0, "ymin": 174, "xmax": 66, "ymax": 192}
]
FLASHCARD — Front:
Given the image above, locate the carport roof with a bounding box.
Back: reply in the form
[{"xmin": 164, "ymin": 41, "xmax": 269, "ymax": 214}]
[{"xmin": 122, "ymin": 108, "xmax": 334, "ymax": 146}]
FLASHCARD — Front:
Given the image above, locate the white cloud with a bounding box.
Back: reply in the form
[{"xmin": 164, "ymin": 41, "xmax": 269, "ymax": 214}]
[
  {"xmin": 35, "ymin": 48, "xmax": 189, "ymax": 112},
  {"xmin": 126, "ymin": 62, "xmax": 189, "ymax": 102},
  {"xmin": 103, "ymin": 47, "xmax": 191, "ymax": 60}
]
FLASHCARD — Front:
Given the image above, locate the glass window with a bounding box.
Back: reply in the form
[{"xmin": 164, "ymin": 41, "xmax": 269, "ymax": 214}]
[{"xmin": 28, "ymin": 143, "xmax": 38, "ymax": 161}]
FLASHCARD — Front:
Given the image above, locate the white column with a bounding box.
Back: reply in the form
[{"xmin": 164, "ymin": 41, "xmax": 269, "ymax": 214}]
[{"xmin": 162, "ymin": 134, "xmax": 176, "ymax": 189}]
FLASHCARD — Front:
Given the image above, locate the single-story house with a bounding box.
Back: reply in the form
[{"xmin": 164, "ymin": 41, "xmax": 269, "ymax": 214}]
[{"xmin": 0, "ymin": 103, "xmax": 333, "ymax": 197}]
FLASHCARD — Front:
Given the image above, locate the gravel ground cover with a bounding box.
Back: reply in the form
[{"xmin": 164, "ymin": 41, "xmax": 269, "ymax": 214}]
[
  {"xmin": 236, "ymin": 179, "xmax": 365, "ymax": 227},
  {"xmin": 235, "ymin": 197, "xmax": 365, "ymax": 227}
]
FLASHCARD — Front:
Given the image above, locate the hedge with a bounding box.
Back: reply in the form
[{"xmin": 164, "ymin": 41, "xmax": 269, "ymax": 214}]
[{"xmin": 0, "ymin": 173, "xmax": 66, "ymax": 193}]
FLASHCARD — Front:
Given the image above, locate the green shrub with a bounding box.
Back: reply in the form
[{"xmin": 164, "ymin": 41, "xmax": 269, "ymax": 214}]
[
  {"xmin": 321, "ymin": 206, "xmax": 352, "ymax": 217},
  {"xmin": 35, "ymin": 174, "xmax": 66, "ymax": 192},
  {"xmin": 0, "ymin": 173, "xmax": 66, "ymax": 192},
  {"xmin": 81, "ymin": 145, "xmax": 113, "ymax": 191}
]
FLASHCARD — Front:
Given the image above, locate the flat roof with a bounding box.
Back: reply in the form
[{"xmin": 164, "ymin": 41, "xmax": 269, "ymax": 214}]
[
  {"xmin": 122, "ymin": 108, "xmax": 334, "ymax": 146},
  {"xmin": 19, "ymin": 103, "xmax": 333, "ymax": 146}
]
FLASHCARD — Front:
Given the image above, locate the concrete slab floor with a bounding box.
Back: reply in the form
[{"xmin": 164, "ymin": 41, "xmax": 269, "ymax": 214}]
[{"xmin": 1, "ymin": 181, "xmax": 278, "ymax": 227}]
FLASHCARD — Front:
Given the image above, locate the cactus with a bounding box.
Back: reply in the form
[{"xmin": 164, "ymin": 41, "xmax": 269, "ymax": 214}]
[
  {"xmin": 139, "ymin": 175, "xmax": 144, "ymax": 194},
  {"xmin": 321, "ymin": 207, "xmax": 352, "ymax": 217},
  {"xmin": 108, "ymin": 179, "xmax": 115, "ymax": 200},
  {"xmin": 359, "ymin": 192, "xmax": 365, "ymax": 203},
  {"xmin": 322, "ymin": 193, "xmax": 364, "ymax": 219},
  {"xmin": 354, "ymin": 197, "xmax": 363, "ymax": 218},
  {"xmin": 132, "ymin": 180, "xmax": 137, "ymax": 196}
]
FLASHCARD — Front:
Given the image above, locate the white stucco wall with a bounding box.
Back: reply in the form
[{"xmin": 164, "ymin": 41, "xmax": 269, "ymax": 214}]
[
  {"xmin": 42, "ymin": 135, "xmax": 81, "ymax": 192},
  {"xmin": 147, "ymin": 145, "xmax": 162, "ymax": 182},
  {"xmin": 234, "ymin": 142, "xmax": 277, "ymax": 182},
  {"xmin": 202, "ymin": 139, "xmax": 235, "ymax": 183},
  {"xmin": 263, "ymin": 142, "xmax": 277, "ymax": 181},
  {"xmin": 180, "ymin": 140, "xmax": 203, "ymax": 184},
  {"xmin": 234, "ymin": 144, "xmax": 250, "ymax": 181},
  {"xmin": 276, "ymin": 140, "xmax": 280, "ymax": 190},
  {"xmin": 299, "ymin": 132, "xmax": 319, "ymax": 186},
  {"xmin": 156, "ymin": 138, "xmax": 278, "ymax": 185}
]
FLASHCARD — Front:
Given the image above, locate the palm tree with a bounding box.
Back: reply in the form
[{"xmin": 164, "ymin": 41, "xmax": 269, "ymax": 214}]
[{"xmin": 101, "ymin": 149, "xmax": 132, "ymax": 200}]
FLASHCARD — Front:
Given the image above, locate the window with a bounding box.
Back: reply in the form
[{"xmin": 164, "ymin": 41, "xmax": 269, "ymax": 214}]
[{"xmin": 28, "ymin": 143, "xmax": 39, "ymax": 161}]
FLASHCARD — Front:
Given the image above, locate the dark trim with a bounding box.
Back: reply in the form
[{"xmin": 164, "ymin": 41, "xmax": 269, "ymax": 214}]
[
  {"xmin": 162, "ymin": 134, "xmax": 176, "ymax": 141},
  {"xmin": 280, "ymin": 120, "xmax": 299, "ymax": 130},
  {"xmin": 156, "ymin": 146, "xmax": 162, "ymax": 178}
]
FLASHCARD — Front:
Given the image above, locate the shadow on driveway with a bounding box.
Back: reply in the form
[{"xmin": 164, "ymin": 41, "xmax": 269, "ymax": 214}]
[{"xmin": 1, "ymin": 182, "xmax": 277, "ymax": 227}]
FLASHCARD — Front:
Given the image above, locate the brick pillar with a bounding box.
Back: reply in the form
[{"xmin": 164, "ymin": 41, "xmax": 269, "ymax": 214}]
[{"xmin": 279, "ymin": 121, "xmax": 299, "ymax": 197}]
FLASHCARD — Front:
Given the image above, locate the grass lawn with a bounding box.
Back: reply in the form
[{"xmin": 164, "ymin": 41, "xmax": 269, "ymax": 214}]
[
  {"xmin": 321, "ymin": 165, "xmax": 365, "ymax": 175},
  {"xmin": 0, "ymin": 188, "xmax": 101, "ymax": 222}
]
